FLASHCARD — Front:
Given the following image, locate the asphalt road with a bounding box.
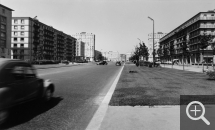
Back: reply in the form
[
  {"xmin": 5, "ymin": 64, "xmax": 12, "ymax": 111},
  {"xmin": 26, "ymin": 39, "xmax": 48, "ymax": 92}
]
[{"xmin": 2, "ymin": 62, "xmax": 122, "ymax": 130}]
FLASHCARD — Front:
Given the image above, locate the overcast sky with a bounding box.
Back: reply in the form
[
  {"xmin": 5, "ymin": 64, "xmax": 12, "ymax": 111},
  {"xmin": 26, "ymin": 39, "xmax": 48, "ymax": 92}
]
[{"xmin": 2, "ymin": 0, "xmax": 215, "ymax": 54}]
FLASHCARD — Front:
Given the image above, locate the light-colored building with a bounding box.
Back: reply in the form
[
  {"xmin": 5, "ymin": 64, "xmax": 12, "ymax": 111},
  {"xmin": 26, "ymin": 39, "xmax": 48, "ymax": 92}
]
[
  {"xmin": 148, "ymin": 32, "xmax": 167, "ymax": 61},
  {"xmin": 102, "ymin": 51, "xmax": 120, "ymax": 61},
  {"xmin": 76, "ymin": 39, "xmax": 85, "ymax": 57},
  {"xmin": 126, "ymin": 52, "xmax": 132, "ymax": 61},
  {"xmin": 11, "ymin": 17, "xmax": 76, "ymax": 61},
  {"xmin": 120, "ymin": 54, "xmax": 126, "ymax": 62},
  {"xmin": 72, "ymin": 32, "xmax": 95, "ymax": 61},
  {"xmin": 0, "ymin": 4, "xmax": 13, "ymax": 58},
  {"xmin": 159, "ymin": 9, "xmax": 215, "ymax": 64}
]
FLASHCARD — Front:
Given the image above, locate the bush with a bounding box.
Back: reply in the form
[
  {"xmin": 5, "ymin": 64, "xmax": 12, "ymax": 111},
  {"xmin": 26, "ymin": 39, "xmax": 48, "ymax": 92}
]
[{"xmin": 206, "ymin": 70, "xmax": 215, "ymax": 79}]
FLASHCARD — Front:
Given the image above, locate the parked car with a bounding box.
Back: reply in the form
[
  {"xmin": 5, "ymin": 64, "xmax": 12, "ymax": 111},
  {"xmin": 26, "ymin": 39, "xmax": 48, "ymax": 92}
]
[
  {"xmin": 115, "ymin": 61, "xmax": 121, "ymax": 66},
  {"xmin": 0, "ymin": 58, "xmax": 55, "ymax": 125},
  {"xmin": 97, "ymin": 61, "xmax": 108, "ymax": 65}
]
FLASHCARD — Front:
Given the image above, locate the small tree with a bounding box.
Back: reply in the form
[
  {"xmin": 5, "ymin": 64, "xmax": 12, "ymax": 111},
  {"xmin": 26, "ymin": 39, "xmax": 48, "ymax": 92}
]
[
  {"xmin": 199, "ymin": 33, "xmax": 213, "ymax": 72},
  {"xmin": 169, "ymin": 44, "xmax": 175, "ymax": 68}
]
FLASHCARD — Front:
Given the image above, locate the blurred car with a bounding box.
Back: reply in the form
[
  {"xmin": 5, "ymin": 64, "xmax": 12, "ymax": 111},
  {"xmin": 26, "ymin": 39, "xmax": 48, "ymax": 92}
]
[
  {"xmin": 0, "ymin": 58, "xmax": 55, "ymax": 125},
  {"xmin": 115, "ymin": 61, "xmax": 121, "ymax": 66},
  {"xmin": 61, "ymin": 60, "xmax": 69, "ymax": 65},
  {"xmin": 97, "ymin": 61, "xmax": 108, "ymax": 65}
]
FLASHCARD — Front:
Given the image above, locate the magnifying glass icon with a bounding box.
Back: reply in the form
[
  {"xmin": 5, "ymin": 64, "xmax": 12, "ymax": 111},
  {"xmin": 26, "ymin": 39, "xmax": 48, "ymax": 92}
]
[{"xmin": 186, "ymin": 101, "xmax": 210, "ymax": 125}]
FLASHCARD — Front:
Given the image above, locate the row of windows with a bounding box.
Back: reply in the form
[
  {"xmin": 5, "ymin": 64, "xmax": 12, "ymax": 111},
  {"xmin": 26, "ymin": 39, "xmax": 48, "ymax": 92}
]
[
  {"xmin": 14, "ymin": 19, "xmax": 25, "ymax": 24},
  {"xmin": 13, "ymin": 44, "xmax": 25, "ymax": 47},
  {"xmin": 13, "ymin": 37, "xmax": 25, "ymax": 41},
  {"xmin": 14, "ymin": 25, "xmax": 25, "ymax": 30},
  {"xmin": 13, "ymin": 32, "xmax": 25, "ymax": 36}
]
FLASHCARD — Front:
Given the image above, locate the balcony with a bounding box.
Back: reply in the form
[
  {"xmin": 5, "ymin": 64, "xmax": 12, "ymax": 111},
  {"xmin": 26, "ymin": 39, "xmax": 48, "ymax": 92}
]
[{"xmin": 200, "ymin": 25, "xmax": 215, "ymax": 28}]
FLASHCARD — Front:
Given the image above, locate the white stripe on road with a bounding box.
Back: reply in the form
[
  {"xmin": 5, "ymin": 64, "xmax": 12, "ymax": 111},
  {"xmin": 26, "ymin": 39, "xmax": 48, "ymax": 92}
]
[{"xmin": 86, "ymin": 65, "xmax": 124, "ymax": 130}]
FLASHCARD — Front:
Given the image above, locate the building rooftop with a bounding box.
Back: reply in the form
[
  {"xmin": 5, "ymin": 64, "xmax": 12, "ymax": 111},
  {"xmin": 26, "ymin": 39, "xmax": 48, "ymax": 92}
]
[{"xmin": 0, "ymin": 4, "xmax": 14, "ymax": 11}]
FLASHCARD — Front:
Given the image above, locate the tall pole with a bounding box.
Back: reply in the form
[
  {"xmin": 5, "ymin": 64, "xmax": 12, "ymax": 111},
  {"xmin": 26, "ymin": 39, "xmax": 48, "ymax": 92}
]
[{"xmin": 148, "ymin": 16, "xmax": 155, "ymax": 67}]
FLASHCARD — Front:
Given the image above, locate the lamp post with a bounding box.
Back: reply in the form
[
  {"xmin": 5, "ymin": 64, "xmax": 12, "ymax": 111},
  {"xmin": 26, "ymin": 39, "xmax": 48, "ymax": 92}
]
[{"xmin": 148, "ymin": 16, "xmax": 155, "ymax": 67}]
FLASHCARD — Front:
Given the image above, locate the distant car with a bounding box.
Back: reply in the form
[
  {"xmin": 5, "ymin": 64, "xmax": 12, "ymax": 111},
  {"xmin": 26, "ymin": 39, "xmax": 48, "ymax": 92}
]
[
  {"xmin": 0, "ymin": 58, "xmax": 55, "ymax": 125},
  {"xmin": 115, "ymin": 61, "xmax": 121, "ymax": 66},
  {"xmin": 61, "ymin": 60, "xmax": 69, "ymax": 65},
  {"xmin": 97, "ymin": 61, "xmax": 108, "ymax": 65}
]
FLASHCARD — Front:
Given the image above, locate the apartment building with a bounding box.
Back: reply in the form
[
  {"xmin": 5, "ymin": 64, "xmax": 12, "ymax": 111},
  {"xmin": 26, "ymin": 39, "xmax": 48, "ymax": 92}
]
[
  {"xmin": 11, "ymin": 17, "xmax": 76, "ymax": 61},
  {"xmin": 159, "ymin": 10, "xmax": 215, "ymax": 64},
  {"xmin": 102, "ymin": 51, "xmax": 119, "ymax": 61},
  {"xmin": 0, "ymin": 4, "xmax": 13, "ymax": 58},
  {"xmin": 148, "ymin": 32, "xmax": 167, "ymax": 61},
  {"xmin": 76, "ymin": 39, "xmax": 85, "ymax": 57},
  {"xmin": 72, "ymin": 32, "xmax": 95, "ymax": 61}
]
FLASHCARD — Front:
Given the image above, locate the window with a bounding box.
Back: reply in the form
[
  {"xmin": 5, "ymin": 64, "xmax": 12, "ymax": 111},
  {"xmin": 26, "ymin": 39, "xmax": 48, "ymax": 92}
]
[
  {"xmin": 21, "ymin": 19, "xmax": 25, "ymax": 24},
  {"xmin": 14, "ymin": 44, "xmax": 17, "ymax": 47},
  {"xmin": 14, "ymin": 38, "xmax": 18, "ymax": 41},
  {"xmin": 21, "ymin": 26, "xmax": 24, "ymax": 29},
  {"xmin": 21, "ymin": 38, "xmax": 24, "ymax": 41},
  {"xmin": 2, "ymin": 9, "xmax": 5, "ymax": 14},
  {"xmin": 25, "ymin": 67, "xmax": 36, "ymax": 78},
  {"xmin": 21, "ymin": 32, "xmax": 24, "ymax": 35},
  {"xmin": 14, "ymin": 19, "xmax": 18, "ymax": 24},
  {"xmin": 14, "ymin": 32, "xmax": 18, "ymax": 36},
  {"xmin": 12, "ymin": 66, "xmax": 25, "ymax": 80},
  {"xmin": 14, "ymin": 26, "xmax": 18, "ymax": 30},
  {"xmin": 1, "ymin": 33, "xmax": 5, "ymax": 38},
  {"xmin": 1, "ymin": 25, "xmax": 5, "ymax": 30},
  {"xmin": 21, "ymin": 44, "xmax": 24, "ymax": 47},
  {"xmin": 1, "ymin": 16, "xmax": 6, "ymax": 23}
]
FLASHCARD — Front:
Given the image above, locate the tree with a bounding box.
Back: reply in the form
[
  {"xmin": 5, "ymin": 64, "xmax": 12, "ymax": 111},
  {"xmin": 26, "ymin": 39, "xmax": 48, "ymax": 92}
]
[
  {"xmin": 198, "ymin": 33, "xmax": 213, "ymax": 72},
  {"xmin": 139, "ymin": 42, "xmax": 149, "ymax": 61},
  {"xmin": 157, "ymin": 46, "xmax": 163, "ymax": 61},
  {"xmin": 168, "ymin": 43, "xmax": 175, "ymax": 68},
  {"xmin": 97, "ymin": 53, "xmax": 104, "ymax": 61}
]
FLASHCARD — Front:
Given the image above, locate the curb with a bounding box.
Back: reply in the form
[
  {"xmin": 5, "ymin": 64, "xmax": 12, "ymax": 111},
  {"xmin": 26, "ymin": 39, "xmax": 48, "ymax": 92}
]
[{"xmin": 35, "ymin": 64, "xmax": 81, "ymax": 70}]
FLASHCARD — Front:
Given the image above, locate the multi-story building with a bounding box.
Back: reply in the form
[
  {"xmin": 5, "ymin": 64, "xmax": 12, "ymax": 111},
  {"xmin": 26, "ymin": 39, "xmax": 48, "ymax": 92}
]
[
  {"xmin": 11, "ymin": 17, "xmax": 76, "ymax": 61},
  {"xmin": 76, "ymin": 39, "xmax": 85, "ymax": 57},
  {"xmin": 0, "ymin": 4, "xmax": 13, "ymax": 58},
  {"xmin": 159, "ymin": 10, "xmax": 215, "ymax": 64},
  {"xmin": 148, "ymin": 32, "xmax": 167, "ymax": 61},
  {"xmin": 126, "ymin": 52, "xmax": 132, "ymax": 62},
  {"xmin": 72, "ymin": 32, "xmax": 95, "ymax": 61},
  {"xmin": 102, "ymin": 51, "xmax": 119, "ymax": 61},
  {"xmin": 120, "ymin": 54, "xmax": 126, "ymax": 62}
]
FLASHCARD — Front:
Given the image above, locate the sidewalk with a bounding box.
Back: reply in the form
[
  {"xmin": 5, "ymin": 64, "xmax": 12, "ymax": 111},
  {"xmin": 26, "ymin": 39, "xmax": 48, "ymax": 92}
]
[
  {"xmin": 34, "ymin": 63, "xmax": 83, "ymax": 69},
  {"xmin": 160, "ymin": 64, "xmax": 214, "ymax": 73}
]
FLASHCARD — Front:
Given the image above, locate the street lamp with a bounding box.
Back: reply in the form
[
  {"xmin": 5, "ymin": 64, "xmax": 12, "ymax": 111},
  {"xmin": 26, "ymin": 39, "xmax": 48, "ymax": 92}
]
[{"xmin": 148, "ymin": 16, "xmax": 155, "ymax": 67}]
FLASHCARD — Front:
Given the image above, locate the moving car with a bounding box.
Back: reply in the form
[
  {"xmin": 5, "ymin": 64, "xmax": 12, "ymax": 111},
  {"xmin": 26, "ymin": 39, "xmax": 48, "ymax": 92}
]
[
  {"xmin": 97, "ymin": 61, "xmax": 108, "ymax": 65},
  {"xmin": 0, "ymin": 58, "xmax": 55, "ymax": 125},
  {"xmin": 115, "ymin": 61, "xmax": 121, "ymax": 66}
]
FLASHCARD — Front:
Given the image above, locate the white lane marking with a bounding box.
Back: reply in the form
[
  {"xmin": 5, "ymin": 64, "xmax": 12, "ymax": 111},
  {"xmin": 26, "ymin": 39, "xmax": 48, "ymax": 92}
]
[{"xmin": 86, "ymin": 65, "xmax": 124, "ymax": 130}]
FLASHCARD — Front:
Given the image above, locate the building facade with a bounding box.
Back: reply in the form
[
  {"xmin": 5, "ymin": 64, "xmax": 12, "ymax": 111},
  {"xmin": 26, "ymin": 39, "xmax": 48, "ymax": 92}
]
[
  {"xmin": 72, "ymin": 32, "xmax": 95, "ymax": 61},
  {"xmin": 11, "ymin": 17, "xmax": 76, "ymax": 61},
  {"xmin": 0, "ymin": 4, "xmax": 13, "ymax": 58},
  {"xmin": 102, "ymin": 51, "xmax": 119, "ymax": 61},
  {"xmin": 159, "ymin": 10, "xmax": 215, "ymax": 64},
  {"xmin": 148, "ymin": 32, "xmax": 167, "ymax": 61},
  {"xmin": 76, "ymin": 39, "xmax": 85, "ymax": 57}
]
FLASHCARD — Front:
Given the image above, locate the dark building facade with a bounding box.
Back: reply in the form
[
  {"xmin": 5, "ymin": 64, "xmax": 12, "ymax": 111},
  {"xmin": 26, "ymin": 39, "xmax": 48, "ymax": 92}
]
[
  {"xmin": 0, "ymin": 4, "xmax": 13, "ymax": 58},
  {"xmin": 11, "ymin": 17, "xmax": 76, "ymax": 61}
]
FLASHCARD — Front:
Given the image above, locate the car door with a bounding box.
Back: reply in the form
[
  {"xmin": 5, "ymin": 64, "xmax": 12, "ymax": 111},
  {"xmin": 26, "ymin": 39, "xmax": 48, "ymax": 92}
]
[
  {"xmin": 23, "ymin": 64, "xmax": 41, "ymax": 100},
  {"xmin": 6, "ymin": 63, "xmax": 26, "ymax": 105}
]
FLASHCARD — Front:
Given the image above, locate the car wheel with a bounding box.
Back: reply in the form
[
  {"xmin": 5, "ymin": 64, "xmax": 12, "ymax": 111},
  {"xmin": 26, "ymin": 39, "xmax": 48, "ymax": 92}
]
[
  {"xmin": 0, "ymin": 110, "xmax": 9, "ymax": 125},
  {"xmin": 44, "ymin": 88, "xmax": 53, "ymax": 102}
]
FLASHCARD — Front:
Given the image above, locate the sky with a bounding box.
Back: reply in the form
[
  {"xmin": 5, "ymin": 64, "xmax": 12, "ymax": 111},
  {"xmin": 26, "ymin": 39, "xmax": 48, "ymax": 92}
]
[{"xmin": 1, "ymin": 0, "xmax": 215, "ymax": 54}]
